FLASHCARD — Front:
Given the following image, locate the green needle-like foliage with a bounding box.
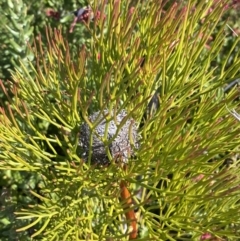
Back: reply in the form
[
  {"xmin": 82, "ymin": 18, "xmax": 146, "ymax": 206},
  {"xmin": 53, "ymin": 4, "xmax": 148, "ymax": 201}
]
[{"xmin": 0, "ymin": 0, "xmax": 240, "ymax": 240}]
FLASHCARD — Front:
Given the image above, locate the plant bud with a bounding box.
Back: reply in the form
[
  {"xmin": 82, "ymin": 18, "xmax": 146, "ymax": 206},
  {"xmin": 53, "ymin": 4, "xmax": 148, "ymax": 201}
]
[{"xmin": 79, "ymin": 109, "xmax": 140, "ymax": 165}]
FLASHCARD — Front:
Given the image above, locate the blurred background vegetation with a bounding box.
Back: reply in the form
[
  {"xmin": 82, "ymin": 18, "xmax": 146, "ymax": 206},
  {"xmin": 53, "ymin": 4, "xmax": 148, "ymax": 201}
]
[{"xmin": 0, "ymin": 0, "xmax": 240, "ymax": 240}]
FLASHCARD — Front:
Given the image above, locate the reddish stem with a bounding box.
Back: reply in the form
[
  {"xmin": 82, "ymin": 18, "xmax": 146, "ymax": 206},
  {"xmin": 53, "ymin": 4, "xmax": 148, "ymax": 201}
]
[{"xmin": 120, "ymin": 180, "xmax": 137, "ymax": 239}]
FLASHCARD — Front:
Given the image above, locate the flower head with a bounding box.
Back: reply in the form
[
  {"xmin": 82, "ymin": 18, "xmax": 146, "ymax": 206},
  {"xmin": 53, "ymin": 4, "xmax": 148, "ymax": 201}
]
[{"xmin": 79, "ymin": 109, "xmax": 140, "ymax": 165}]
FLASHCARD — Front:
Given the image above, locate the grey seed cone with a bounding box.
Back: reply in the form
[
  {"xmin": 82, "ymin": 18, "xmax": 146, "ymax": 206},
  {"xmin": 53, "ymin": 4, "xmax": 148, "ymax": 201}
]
[{"xmin": 79, "ymin": 109, "xmax": 140, "ymax": 165}]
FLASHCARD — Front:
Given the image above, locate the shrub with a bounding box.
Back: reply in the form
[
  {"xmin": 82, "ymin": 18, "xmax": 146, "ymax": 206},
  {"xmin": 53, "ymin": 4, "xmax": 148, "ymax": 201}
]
[{"xmin": 0, "ymin": 0, "xmax": 240, "ymax": 240}]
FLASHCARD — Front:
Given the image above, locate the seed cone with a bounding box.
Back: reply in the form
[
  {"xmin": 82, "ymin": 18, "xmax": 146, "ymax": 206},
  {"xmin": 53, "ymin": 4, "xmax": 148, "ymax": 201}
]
[{"xmin": 79, "ymin": 109, "xmax": 139, "ymax": 165}]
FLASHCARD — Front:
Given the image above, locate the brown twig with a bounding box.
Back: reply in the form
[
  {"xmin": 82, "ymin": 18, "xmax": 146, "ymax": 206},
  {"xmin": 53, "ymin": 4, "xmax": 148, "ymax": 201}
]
[{"xmin": 120, "ymin": 180, "xmax": 137, "ymax": 239}]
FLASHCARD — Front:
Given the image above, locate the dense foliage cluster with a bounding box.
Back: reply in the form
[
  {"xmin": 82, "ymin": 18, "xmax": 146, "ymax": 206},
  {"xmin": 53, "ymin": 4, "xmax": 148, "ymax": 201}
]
[{"xmin": 0, "ymin": 0, "xmax": 240, "ymax": 240}]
